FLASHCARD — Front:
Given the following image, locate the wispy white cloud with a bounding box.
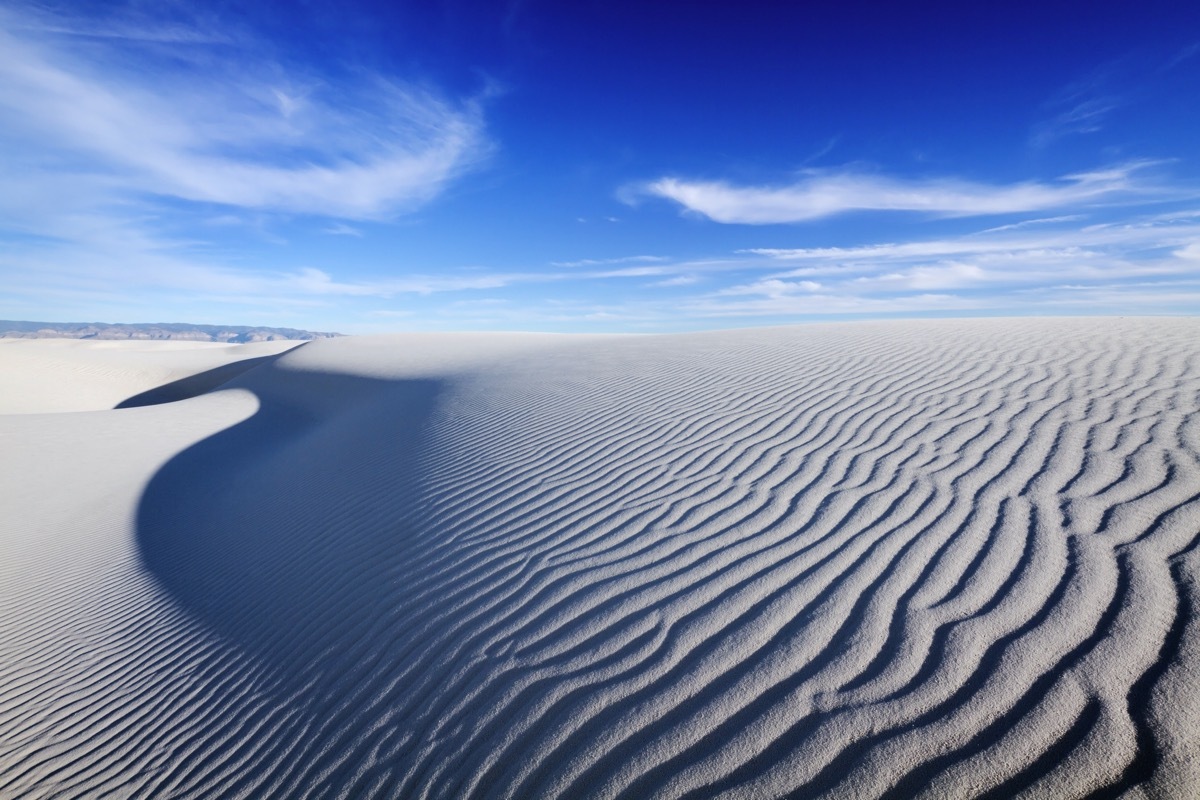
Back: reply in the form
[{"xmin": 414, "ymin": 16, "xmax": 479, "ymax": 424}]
[
  {"xmin": 323, "ymin": 223, "xmax": 363, "ymax": 237},
  {"xmin": 649, "ymin": 274, "xmax": 701, "ymax": 287},
  {"xmin": 1165, "ymin": 41, "xmax": 1200, "ymax": 70},
  {"xmin": 286, "ymin": 267, "xmax": 523, "ymax": 297},
  {"xmin": 978, "ymin": 215, "xmax": 1085, "ymax": 234},
  {"xmin": 1031, "ymin": 97, "xmax": 1118, "ymax": 147},
  {"xmin": 586, "ymin": 265, "xmax": 676, "ymax": 279},
  {"xmin": 6, "ymin": 1, "xmax": 240, "ymax": 46},
  {"xmin": 684, "ymin": 211, "xmax": 1200, "ymax": 320},
  {"xmin": 717, "ymin": 278, "xmax": 821, "ymax": 297},
  {"xmin": 448, "ymin": 211, "xmax": 1187, "ymax": 329},
  {"xmin": 550, "ymin": 255, "xmax": 667, "ymax": 268},
  {"xmin": 360, "ymin": 209, "xmax": 1199, "ymax": 327},
  {"xmin": 1029, "ymin": 59, "xmax": 1130, "ymax": 148},
  {"xmin": 0, "ymin": 6, "xmax": 490, "ymax": 221},
  {"xmin": 0, "ymin": 3, "xmax": 503, "ymax": 329},
  {"xmin": 680, "ymin": 290, "xmax": 979, "ymax": 319},
  {"xmin": 743, "ymin": 212, "xmax": 1200, "ymax": 269},
  {"xmin": 636, "ymin": 162, "xmax": 1162, "ymax": 224},
  {"xmin": 0, "ymin": 232, "xmax": 539, "ymax": 324},
  {"xmin": 1175, "ymin": 242, "xmax": 1200, "ymax": 261}
]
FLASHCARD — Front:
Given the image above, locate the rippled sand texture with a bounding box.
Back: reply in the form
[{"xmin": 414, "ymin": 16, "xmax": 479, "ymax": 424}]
[{"xmin": 2, "ymin": 318, "xmax": 1199, "ymax": 799}]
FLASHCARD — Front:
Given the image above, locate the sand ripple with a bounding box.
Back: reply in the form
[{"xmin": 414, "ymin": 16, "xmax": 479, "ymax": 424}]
[{"xmin": 1, "ymin": 319, "xmax": 1198, "ymax": 798}]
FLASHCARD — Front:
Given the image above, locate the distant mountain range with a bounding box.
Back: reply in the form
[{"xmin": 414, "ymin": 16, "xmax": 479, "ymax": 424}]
[{"xmin": 0, "ymin": 320, "xmax": 342, "ymax": 343}]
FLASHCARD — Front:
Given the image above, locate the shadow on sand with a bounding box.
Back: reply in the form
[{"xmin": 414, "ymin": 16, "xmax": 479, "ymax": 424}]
[
  {"xmin": 135, "ymin": 361, "xmax": 446, "ymax": 753},
  {"xmin": 116, "ymin": 353, "xmax": 291, "ymax": 409}
]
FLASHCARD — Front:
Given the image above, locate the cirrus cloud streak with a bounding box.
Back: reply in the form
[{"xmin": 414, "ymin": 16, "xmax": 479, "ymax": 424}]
[
  {"xmin": 0, "ymin": 7, "xmax": 490, "ymax": 221},
  {"xmin": 639, "ymin": 162, "xmax": 1168, "ymax": 224}
]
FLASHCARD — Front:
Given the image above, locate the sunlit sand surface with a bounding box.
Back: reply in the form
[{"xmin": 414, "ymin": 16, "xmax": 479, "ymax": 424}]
[{"xmin": 2, "ymin": 318, "xmax": 1198, "ymax": 798}]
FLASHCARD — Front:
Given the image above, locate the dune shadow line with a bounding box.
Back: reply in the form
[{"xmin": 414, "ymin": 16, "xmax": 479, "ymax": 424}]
[
  {"xmin": 116, "ymin": 351, "xmax": 295, "ymax": 409},
  {"xmin": 136, "ymin": 363, "xmax": 444, "ymax": 689}
]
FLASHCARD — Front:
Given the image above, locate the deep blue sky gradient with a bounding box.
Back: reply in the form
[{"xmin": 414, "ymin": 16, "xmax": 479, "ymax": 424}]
[{"xmin": 1, "ymin": 0, "xmax": 1198, "ymax": 331}]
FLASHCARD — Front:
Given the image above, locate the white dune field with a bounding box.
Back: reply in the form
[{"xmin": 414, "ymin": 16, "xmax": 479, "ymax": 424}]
[{"xmin": 1, "ymin": 318, "xmax": 1199, "ymax": 799}]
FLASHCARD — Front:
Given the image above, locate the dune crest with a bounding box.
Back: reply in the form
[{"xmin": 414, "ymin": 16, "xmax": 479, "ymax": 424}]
[
  {"xmin": 0, "ymin": 339, "xmax": 299, "ymax": 413},
  {"xmin": 1, "ymin": 318, "xmax": 1198, "ymax": 798}
]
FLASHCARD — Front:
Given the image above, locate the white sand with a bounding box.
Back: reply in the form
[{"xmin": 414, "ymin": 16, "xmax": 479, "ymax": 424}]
[
  {"xmin": 1, "ymin": 318, "xmax": 1198, "ymax": 798},
  {"xmin": 0, "ymin": 338, "xmax": 300, "ymax": 414}
]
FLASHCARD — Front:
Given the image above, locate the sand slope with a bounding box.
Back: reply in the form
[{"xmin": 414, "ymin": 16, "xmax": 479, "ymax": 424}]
[
  {"xmin": 0, "ymin": 338, "xmax": 300, "ymax": 413},
  {"xmin": 1, "ymin": 319, "xmax": 1198, "ymax": 798}
]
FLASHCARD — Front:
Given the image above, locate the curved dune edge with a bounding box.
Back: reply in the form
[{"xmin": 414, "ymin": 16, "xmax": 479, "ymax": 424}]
[
  {"xmin": 1, "ymin": 318, "xmax": 1198, "ymax": 799},
  {"xmin": 0, "ymin": 338, "xmax": 300, "ymax": 414}
]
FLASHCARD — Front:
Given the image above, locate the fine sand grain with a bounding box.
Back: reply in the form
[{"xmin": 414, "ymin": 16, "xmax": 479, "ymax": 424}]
[{"xmin": 1, "ymin": 318, "xmax": 1198, "ymax": 798}]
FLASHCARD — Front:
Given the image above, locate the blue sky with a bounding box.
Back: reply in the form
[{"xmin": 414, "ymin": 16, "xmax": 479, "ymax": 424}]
[{"xmin": 1, "ymin": 0, "xmax": 1198, "ymax": 332}]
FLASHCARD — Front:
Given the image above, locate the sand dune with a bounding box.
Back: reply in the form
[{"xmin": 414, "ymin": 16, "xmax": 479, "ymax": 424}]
[
  {"xmin": 0, "ymin": 339, "xmax": 300, "ymax": 414},
  {"xmin": 1, "ymin": 318, "xmax": 1198, "ymax": 798}
]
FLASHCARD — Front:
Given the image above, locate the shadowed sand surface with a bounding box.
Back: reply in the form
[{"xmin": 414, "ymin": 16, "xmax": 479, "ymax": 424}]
[{"xmin": 2, "ymin": 318, "xmax": 1199, "ymax": 798}]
